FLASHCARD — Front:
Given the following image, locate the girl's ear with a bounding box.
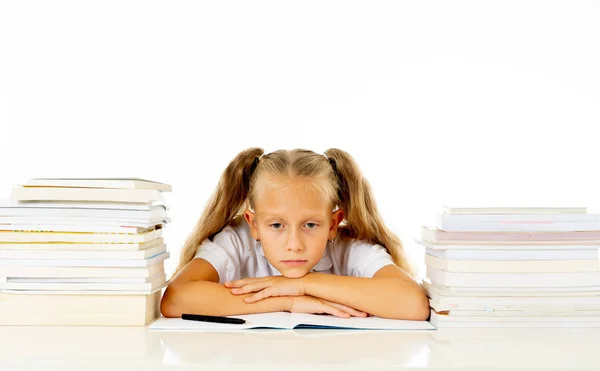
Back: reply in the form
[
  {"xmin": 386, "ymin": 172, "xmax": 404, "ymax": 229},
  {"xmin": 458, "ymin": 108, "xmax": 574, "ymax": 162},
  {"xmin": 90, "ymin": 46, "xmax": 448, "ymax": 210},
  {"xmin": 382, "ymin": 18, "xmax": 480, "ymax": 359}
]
[
  {"xmin": 244, "ymin": 209, "xmax": 260, "ymax": 240},
  {"xmin": 329, "ymin": 208, "xmax": 345, "ymax": 239}
]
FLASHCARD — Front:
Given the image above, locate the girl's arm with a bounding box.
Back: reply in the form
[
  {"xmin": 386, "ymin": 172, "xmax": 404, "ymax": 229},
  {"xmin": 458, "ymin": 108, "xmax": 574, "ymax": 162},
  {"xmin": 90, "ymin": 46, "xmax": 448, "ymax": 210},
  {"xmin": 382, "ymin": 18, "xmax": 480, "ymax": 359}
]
[
  {"xmin": 160, "ymin": 259, "xmax": 367, "ymax": 318},
  {"xmin": 160, "ymin": 259, "xmax": 290, "ymax": 317},
  {"xmin": 231, "ymin": 265, "xmax": 430, "ymax": 320},
  {"xmin": 302, "ymin": 265, "xmax": 430, "ymax": 320}
]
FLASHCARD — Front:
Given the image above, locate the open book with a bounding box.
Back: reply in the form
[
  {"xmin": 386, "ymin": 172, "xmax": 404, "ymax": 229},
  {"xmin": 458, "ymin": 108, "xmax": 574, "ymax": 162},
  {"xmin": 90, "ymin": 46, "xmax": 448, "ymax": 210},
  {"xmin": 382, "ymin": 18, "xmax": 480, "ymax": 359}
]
[{"xmin": 149, "ymin": 312, "xmax": 435, "ymax": 331}]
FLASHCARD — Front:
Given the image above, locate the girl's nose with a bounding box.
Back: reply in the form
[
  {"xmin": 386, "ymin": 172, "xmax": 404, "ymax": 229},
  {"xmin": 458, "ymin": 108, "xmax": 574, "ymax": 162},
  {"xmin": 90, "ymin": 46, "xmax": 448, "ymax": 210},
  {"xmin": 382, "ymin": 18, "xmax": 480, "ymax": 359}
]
[{"xmin": 286, "ymin": 229, "xmax": 304, "ymax": 251}]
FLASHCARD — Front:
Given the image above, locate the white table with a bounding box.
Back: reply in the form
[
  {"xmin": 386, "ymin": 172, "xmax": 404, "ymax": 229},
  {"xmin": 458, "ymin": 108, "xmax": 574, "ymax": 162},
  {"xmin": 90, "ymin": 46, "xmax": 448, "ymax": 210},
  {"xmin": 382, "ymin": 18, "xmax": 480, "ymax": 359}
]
[{"xmin": 1, "ymin": 326, "xmax": 599, "ymax": 370}]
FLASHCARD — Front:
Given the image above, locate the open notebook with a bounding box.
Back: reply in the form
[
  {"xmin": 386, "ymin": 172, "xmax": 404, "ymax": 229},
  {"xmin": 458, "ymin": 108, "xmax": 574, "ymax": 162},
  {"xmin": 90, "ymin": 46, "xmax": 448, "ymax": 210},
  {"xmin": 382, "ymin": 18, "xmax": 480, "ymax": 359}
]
[{"xmin": 149, "ymin": 312, "xmax": 435, "ymax": 331}]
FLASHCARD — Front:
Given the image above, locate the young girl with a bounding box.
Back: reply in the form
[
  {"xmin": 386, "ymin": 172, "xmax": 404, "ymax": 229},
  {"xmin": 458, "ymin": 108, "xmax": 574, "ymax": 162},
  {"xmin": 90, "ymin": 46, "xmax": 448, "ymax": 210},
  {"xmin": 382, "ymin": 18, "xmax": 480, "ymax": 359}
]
[{"xmin": 161, "ymin": 148, "xmax": 429, "ymax": 320}]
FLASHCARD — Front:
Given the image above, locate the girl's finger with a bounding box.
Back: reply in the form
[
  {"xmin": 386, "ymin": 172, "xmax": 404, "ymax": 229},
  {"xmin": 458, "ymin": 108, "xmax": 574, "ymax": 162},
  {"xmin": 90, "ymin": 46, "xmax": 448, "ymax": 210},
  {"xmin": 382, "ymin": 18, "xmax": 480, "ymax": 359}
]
[
  {"xmin": 225, "ymin": 279, "xmax": 254, "ymax": 288},
  {"xmin": 244, "ymin": 288, "xmax": 272, "ymax": 303},
  {"xmin": 321, "ymin": 303, "xmax": 351, "ymax": 318},
  {"xmin": 323, "ymin": 300, "xmax": 368, "ymax": 317},
  {"xmin": 230, "ymin": 281, "xmax": 269, "ymax": 295}
]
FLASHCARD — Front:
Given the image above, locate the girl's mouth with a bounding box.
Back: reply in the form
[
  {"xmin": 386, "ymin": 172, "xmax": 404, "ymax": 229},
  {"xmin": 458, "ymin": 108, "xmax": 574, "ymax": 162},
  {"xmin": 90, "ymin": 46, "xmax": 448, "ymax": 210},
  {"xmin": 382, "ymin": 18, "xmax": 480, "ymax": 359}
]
[{"xmin": 281, "ymin": 260, "xmax": 308, "ymax": 266}]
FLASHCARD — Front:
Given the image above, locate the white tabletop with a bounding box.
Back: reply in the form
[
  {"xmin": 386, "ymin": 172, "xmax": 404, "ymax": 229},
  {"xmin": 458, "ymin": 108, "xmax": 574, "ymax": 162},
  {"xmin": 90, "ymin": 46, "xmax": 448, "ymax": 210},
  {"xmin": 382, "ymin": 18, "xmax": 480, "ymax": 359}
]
[{"xmin": 1, "ymin": 326, "xmax": 599, "ymax": 370}]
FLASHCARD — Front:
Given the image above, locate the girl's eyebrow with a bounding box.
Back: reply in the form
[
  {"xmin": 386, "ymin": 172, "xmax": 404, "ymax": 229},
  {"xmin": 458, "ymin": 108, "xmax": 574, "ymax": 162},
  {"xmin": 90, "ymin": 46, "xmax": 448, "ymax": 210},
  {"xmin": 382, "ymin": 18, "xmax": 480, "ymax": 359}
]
[{"xmin": 260, "ymin": 213, "xmax": 324, "ymax": 220}]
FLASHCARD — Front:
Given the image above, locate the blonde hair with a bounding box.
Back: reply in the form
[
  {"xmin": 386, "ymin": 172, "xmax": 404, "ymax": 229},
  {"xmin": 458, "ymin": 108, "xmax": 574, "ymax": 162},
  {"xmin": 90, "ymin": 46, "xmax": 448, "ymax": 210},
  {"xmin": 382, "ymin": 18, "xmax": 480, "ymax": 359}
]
[{"xmin": 173, "ymin": 147, "xmax": 416, "ymax": 277}]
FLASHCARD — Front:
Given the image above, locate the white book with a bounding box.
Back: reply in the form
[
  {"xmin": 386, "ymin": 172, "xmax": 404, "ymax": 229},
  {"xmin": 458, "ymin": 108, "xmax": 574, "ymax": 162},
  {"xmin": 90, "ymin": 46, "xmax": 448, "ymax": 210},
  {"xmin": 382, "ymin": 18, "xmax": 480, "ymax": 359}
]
[
  {"xmin": 438, "ymin": 212, "xmax": 600, "ymax": 223},
  {"xmin": 0, "ymin": 228, "xmax": 162, "ymax": 243},
  {"xmin": 24, "ymin": 178, "xmax": 172, "ymax": 192},
  {"xmin": 428, "ymin": 294, "xmax": 600, "ymax": 312},
  {"xmin": 425, "ymin": 247, "xmax": 600, "ymax": 261},
  {"xmin": 0, "ymin": 238, "xmax": 163, "ymax": 251},
  {"xmin": 442, "ymin": 206, "xmax": 587, "ymax": 214},
  {"xmin": 426, "ymin": 266, "xmax": 600, "ymax": 288},
  {"xmin": 149, "ymin": 312, "xmax": 435, "ymax": 331},
  {"xmin": 425, "ymin": 254, "xmax": 600, "ymax": 273},
  {"xmin": 5, "ymin": 270, "xmax": 165, "ymax": 283},
  {"xmin": 421, "ymin": 226, "xmax": 600, "ymax": 243},
  {"xmin": 0, "ymin": 251, "xmax": 169, "ymax": 267},
  {"xmin": 0, "ymin": 206, "xmax": 168, "ymax": 219},
  {"xmin": 0, "ymin": 243, "xmax": 167, "ymax": 260},
  {"xmin": 0, "ymin": 216, "xmax": 171, "ymax": 224},
  {"xmin": 0, "ymin": 200, "xmax": 167, "ymax": 211},
  {"xmin": 0, "ymin": 224, "xmax": 163, "ymax": 234},
  {"xmin": 430, "ymin": 316, "xmax": 600, "ymax": 328},
  {"xmin": 434, "ymin": 309, "xmax": 600, "ymax": 317},
  {"xmin": 0, "ymin": 273, "xmax": 167, "ymax": 291},
  {"xmin": 0, "ymin": 282, "xmax": 167, "ymax": 295},
  {"xmin": 437, "ymin": 220, "xmax": 600, "ymax": 232},
  {"xmin": 0, "ymin": 290, "xmax": 162, "ymax": 325},
  {"xmin": 429, "ymin": 311, "xmax": 600, "ymax": 328},
  {"xmin": 422, "ymin": 280, "xmax": 600, "ymax": 294},
  {"xmin": 11, "ymin": 187, "xmax": 165, "ymax": 204},
  {"xmin": 429, "ymin": 312, "xmax": 600, "ymax": 328},
  {"xmin": 419, "ymin": 240, "xmax": 600, "ymax": 250},
  {"xmin": 0, "ymin": 261, "xmax": 164, "ymax": 278}
]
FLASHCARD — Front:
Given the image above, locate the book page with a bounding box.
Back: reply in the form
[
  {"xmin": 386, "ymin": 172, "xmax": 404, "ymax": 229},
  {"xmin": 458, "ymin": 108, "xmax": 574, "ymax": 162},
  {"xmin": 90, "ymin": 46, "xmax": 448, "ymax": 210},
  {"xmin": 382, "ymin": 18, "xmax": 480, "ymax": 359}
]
[{"xmin": 149, "ymin": 312, "xmax": 435, "ymax": 331}]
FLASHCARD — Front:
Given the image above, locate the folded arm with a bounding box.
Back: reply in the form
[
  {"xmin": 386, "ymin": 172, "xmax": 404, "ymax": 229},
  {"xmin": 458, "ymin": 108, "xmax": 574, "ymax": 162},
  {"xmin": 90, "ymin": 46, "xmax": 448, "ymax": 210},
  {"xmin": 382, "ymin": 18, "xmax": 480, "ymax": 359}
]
[
  {"xmin": 160, "ymin": 259, "xmax": 288, "ymax": 317},
  {"xmin": 228, "ymin": 265, "xmax": 430, "ymax": 320},
  {"xmin": 303, "ymin": 265, "xmax": 430, "ymax": 320},
  {"xmin": 160, "ymin": 259, "xmax": 366, "ymax": 318}
]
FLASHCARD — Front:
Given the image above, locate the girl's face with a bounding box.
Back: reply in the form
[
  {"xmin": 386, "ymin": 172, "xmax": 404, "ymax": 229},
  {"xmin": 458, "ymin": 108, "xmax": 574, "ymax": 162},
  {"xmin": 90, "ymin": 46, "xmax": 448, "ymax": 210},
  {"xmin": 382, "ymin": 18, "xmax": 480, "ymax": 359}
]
[{"xmin": 244, "ymin": 175, "xmax": 344, "ymax": 278}]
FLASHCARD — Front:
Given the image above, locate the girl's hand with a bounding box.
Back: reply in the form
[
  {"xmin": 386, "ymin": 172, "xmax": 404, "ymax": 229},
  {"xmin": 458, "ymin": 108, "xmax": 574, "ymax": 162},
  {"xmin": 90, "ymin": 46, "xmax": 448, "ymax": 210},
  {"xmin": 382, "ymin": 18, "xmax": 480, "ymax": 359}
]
[
  {"xmin": 225, "ymin": 276, "xmax": 305, "ymax": 303},
  {"xmin": 288, "ymin": 296, "xmax": 369, "ymax": 318}
]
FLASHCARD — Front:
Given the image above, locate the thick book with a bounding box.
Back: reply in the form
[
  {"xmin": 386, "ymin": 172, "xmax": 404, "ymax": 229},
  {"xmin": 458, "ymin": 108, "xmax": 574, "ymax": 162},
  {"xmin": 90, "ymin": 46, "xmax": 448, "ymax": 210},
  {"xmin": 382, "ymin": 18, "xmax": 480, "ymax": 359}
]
[
  {"xmin": 439, "ymin": 212, "xmax": 600, "ymax": 223},
  {"xmin": 437, "ymin": 220, "xmax": 600, "ymax": 232},
  {"xmin": 0, "ymin": 238, "xmax": 163, "ymax": 251},
  {"xmin": 0, "ymin": 216, "xmax": 171, "ymax": 225},
  {"xmin": 0, "ymin": 251, "xmax": 169, "ymax": 267},
  {"xmin": 426, "ymin": 266, "xmax": 600, "ymax": 287},
  {"xmin": 442, "ymin": 207, "xmax": 587, "ymax": 214},
  {"xmin": 0, "ymin": 261, "xmax": 164, "ymax": 278},
  {"xmin": 5, "ymin": 272, "xmax": 163, "ymax": 283},
  {"xmin": 24, "ymin": 178, "xmax": 172, "ymax": 192},
  {"xmin": 425, "ymin": 247, "xmax": 599, "ymax": 261},
  {"xmin": 422, "ymin": 280, "xmax": 600, "ymax": 295},
  {"xmin": 0, "ymin": 207, "xmax": 168, "ymax": 219},
  {"xmin": 425, "ymin": 254, "xmax": 600, "ymax": 273},
  {"xmin": 429, "ymin": 311, "xmax": 600, "ymax": 328},
  {"xmin": 0, "ymin": 201, "xmax": 167, "ymax": 211},
  {"xmin": 434, "ymin": 309, "xmax": 600, "ymax": 317},
  {"xmin": 0, "ymin": 228, "xmax": 162, "ymax": 243},
  {"xmin": 422, "ymin": 226, "xmax": 600, "ymax": 242},
  {"xmin": 0, "ymin": 223, "xmax": 165, "ymax": 234},
  {"xmin": 427, "ymin": 293, "xmax": 600, "ymax": 312},
  {"xmin": 419, "ymin": 240, "xmax": 600, "ymax": 250},
  {"xmin": 149, "ymin": 312, "xmax": 435, "ymax": 331},
  {"xmin": 0, "ymin": 290, "xmax": 161, "ymax": 326},
  {"xmin": 0, "ymin": 273, "xmax": 167, "ymax": 291},
  {"xmin": 0, "ymin": 243, "xmax": 166, "ymax": 260},
  {"xmin": 11, "ymin": 187, "xmax": 165, "ymax": 204}
]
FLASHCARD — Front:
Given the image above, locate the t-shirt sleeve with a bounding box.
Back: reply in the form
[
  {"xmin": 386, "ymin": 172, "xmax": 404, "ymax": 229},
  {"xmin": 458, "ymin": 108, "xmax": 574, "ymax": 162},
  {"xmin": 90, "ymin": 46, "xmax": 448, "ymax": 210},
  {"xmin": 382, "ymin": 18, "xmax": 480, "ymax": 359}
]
[
  {"xmin": 193, "ymin": 226, "xmax": 245, "ymax": 284},
  {"xmin": 346, "ymin": 242, "xmax": 395, "ymax": 278}
]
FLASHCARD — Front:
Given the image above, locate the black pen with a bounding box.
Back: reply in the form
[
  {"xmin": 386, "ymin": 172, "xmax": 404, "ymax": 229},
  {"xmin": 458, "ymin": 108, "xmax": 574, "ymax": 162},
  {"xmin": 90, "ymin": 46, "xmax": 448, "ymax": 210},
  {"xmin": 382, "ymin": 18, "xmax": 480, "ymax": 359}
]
[{"xmin": 181, "ymin": 313, "xmax": 246, "ymax": 325}]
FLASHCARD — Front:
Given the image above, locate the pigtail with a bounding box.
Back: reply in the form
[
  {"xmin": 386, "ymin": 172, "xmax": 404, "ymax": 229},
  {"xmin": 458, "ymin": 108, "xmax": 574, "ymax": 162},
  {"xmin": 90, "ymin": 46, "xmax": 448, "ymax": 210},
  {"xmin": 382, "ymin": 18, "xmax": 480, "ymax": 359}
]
[
  {"xmin": 173, "ymin": 147, "xmax": 264, "ymax": 277},
  {"xmin": 324, "ymin": 148, "xmax": 416, "ymax": 278}
]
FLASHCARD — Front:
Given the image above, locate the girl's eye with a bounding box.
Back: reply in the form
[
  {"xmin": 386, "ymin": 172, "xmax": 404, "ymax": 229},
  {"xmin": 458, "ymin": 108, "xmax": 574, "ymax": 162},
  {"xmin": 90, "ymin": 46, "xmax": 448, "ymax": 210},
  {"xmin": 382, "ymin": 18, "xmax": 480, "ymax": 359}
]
[
  {"xmin": 306, "ymin": 223, "xmax": 318, "ymax": 229},
  {"xmin": 270, "ymin": 223, "xmax": 282, "ymax": 230}
]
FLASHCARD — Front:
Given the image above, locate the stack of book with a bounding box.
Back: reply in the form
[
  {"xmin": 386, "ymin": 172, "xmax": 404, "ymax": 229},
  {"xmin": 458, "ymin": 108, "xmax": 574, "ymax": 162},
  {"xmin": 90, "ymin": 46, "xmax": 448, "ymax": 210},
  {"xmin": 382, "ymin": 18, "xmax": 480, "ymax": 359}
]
[
  {"xmin": 0, "ymin": 178, "xmax": 171, "ymax": 326},
  {"xmin": 421, "ymin": 206, "xmax": 600, "ymax": 328}
]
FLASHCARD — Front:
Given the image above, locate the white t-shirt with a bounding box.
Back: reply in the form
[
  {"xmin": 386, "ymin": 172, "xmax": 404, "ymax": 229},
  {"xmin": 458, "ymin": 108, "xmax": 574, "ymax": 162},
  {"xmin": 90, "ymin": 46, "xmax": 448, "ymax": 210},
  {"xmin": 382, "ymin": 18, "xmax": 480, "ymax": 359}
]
[{"xmin": 194, "ymin": 218, "xmax": 395, "ymax": 283}]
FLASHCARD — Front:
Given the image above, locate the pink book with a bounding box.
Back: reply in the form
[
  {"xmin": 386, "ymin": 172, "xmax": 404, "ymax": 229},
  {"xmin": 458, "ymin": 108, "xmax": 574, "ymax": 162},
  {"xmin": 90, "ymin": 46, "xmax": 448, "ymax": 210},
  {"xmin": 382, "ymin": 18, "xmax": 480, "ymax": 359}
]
[{"xmin": 421, "ymin": 226, "xmax": 600, "ymax": 243}]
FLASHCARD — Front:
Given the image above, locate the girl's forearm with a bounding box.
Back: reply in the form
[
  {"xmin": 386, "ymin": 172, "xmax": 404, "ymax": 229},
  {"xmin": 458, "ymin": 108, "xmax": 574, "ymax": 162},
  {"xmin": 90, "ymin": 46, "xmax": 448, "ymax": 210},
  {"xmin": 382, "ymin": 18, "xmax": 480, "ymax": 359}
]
[
  {"xmin": 302, "ymin": 273, "xmax": 430, "ymax": 320},
  {"xmin": 160, "ymin": 281, "xmax": 290, "ymax": 317}
]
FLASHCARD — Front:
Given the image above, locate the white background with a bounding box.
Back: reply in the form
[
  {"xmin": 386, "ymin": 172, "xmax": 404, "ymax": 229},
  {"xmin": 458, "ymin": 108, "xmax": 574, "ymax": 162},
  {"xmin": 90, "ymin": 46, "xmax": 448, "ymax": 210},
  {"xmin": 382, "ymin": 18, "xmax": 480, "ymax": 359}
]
[{"xmin": 1, "ymin": 1, "xmax": 599, "ymax": 279}]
